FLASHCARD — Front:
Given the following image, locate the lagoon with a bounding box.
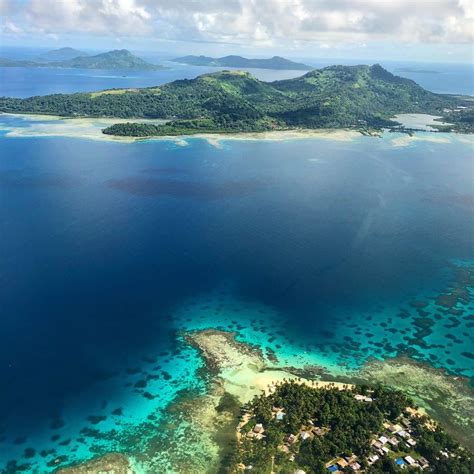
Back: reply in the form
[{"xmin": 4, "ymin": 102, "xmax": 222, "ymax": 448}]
[{"xmin": 0, "ymin": 117, "xmax": 473, "ymax": 470}]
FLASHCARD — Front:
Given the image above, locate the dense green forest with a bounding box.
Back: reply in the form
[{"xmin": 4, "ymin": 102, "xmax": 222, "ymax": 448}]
[
  {"xmin": 230, "ymin": 382, "xmax": 474, "ymax": 473},
  {"xmin": 1, "ymin": 64, "xmax": 471, "ymax": 136}
]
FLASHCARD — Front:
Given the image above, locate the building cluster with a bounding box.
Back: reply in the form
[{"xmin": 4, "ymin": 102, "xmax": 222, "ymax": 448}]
[{"xmin": 238, "ymin": 391, "xmax": 462, "ymax": 473}]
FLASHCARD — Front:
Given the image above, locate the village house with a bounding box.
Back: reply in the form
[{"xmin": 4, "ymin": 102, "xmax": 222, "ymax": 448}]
[
  {"xmin": 300, "ymin": 431, "xmax": 311, "ymax": 441},
  {"xmin": 336, "ymin": 458, "xmax": 348, "ymax": 468},
  {"xmin": 253, "ymin": 423, "xmax": 263, "ymax": 434},
  {"xmin": 276, "ymin": 411, "xmax": 286, "ymax": 421},
  {"xmin": 388, "ymin": 436, "xmax": 399, "ymax": 447},
  {"xmin": 372, "ymin": 440, "xmax": 383, "ymax": 449},
  {"xmin": 354, "ymin": 394, "xmax": 373, "ymax": 402},
  {"xmin": 368, "ymin": 454, "xmax": 379, "ymax": 464},
  {"xmin": 418, "ymin": 457, "xmax": 430, "ymax": 469}
]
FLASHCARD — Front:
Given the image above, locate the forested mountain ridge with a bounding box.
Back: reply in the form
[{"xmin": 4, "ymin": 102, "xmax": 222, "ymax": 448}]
[
  {"xmin": 0, "ymin": 64, "xmax": 470, "ymax": 135},
  {"xmin": 50, "ymin": 49, "xmax": 163, "ymax": 70},
  {"xmin": 172, "ymin": 54, "xmax": 312, "ymax": 70},
  {"xmin": 0, "ymin": 49, "xmax": 163, "ymax": 71}
]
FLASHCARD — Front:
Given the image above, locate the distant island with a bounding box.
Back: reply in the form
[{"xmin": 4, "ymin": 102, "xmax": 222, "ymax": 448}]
[
  {"xmin": 40, "ymin": 47, "xmax": 88, "ymax": 61},
  {"xmin": 0, "ymin": 49, "xmax": 164, "ymax": 71},
  {"xmin": 232, "ymin": 381, "xmax": 474, "ymax": 473},
  {"xmin": 172, "ymin": 54, "xmax": 312, "ymax": 70},
  {"xmin": 395, "ymin": 67, "xmax": 440, "ymax": 74},
  {"xmin": 1, "ymin": 64, "xmax": 472, "ymax": 135}
]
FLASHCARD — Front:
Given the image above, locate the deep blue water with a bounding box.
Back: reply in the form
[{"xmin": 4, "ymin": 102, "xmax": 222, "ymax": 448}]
[
  {"xmin": 0, "ymin": 133, "xmax": 473, "ymax": 451},
  {"xmin": 0, "ymin": 56, "xmax": 473, "ymax": 471}
]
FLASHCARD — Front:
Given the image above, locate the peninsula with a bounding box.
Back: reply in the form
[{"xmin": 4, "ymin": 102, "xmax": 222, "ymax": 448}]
[
  {"xmin": 172, "ymin": 54, "xmax": 312, "ymax": 70},
  {"xmin": 0, "ymin": 49, "xmax": 164, "ymax": 71},
  {"xmin": 53, "ymin": 329, "xmax": 474, "ymax": 473},
  {"xmin": 0, "ymin": 64, "xmax": 472, "ymax": 136}
]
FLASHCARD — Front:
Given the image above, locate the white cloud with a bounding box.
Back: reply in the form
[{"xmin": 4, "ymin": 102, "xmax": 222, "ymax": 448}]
[
  {"xmin": 3, "ymin": 20, "xmax": 23, "ymax": 34},
  {"xmin": 2, "ymin": 0, "xmax": 473, "ymax": 46}
]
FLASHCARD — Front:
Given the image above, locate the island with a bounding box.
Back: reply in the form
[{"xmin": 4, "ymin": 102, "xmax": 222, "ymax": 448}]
[
  {"xmin": 0, "ymin": 64, "xmax": 472, "ymax": 136},
  {"xmin": 172, "ymin": 55, "xmax": 312, "ymax": 70},
  {"xmin": 40, "ymin": 47, "xmax": 89, "ymax": 61},
  {"xmin": 0, "ymin": 49, "xmax": 164, "ymax": 71},
  {"xmin": 50, "ymin": 328, "xmax": 473, "ymax": 473},
  {"xmin": 232, "ymin": 381, "xmax": 473, "ymax": 473}
]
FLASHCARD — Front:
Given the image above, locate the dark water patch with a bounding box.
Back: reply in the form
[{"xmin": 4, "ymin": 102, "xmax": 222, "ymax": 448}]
[
  {"xmin": 410, "ymin": 300, "xmax": 428, "ymax": 309},
  {"xmin": 134, "ymin": 379, "xmax": 147, "ymax": 389},
  {"xmin": 39, "ymin": 449, "xmax": 55, "ymax": 458},
  {"xmin": 23, "ymin": 448, "xmax": 35, "ymax": 459},
  {"xmin": 79, "ymin": 427, "xmax": 103, "ymax": 438},
  {"xmin": 4, "ymin": 460, "xmax": 32, "ymax": 473},
  {"xmin": 87, "ymin": 415, "xmax": 106, "ymax": 425},
  {"xmin": 161, "ymin": 371, "xmax": 172, "ymax": 380},
  {"xmin": 106, "ymin": 176, "xmax": 264, "ymax": 199}
]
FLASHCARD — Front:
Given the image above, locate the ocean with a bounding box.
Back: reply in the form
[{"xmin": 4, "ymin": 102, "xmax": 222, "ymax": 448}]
[{"xmin": 0, "ymin": 59, "xmax": 473, "ymax": 472}]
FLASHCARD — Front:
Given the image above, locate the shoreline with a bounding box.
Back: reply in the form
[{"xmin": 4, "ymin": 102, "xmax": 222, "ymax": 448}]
[
  {"xmin": 53, "ymin": 328, "xmax": 474, "ymax": 473},
  {"xmin": 0, "ymin": 113, "xmax": 363, "ymax": 144},
  {"xmin": 1, "ymin": 113, "xmax": 472, "ymax": 149}
]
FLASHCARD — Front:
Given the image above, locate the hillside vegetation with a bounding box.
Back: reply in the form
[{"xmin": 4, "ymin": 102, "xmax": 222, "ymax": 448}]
[
  {"xmin": 231, "ymin": 382, "xmax": 474, "ymax": 473},
  {"xmin": 0, "ymin": 49, "xmax": 163, "ymax": 71},
  {"xmin": 0, "ymin": 64, "xmax": 470, "ymax": 135}
]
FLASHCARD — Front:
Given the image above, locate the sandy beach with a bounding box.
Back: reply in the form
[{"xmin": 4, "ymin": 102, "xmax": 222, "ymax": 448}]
[{"xmin": 0, "ymin": 113, "xmax": 360, "ymax": 145}]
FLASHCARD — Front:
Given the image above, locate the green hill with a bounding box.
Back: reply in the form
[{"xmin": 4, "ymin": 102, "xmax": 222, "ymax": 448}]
[
  {"xmin": 0, "ymin": 57, "xmax": 43, "ymax": 67},
  {"xmin": 172, "ymin": 55, "xmax": 312, "ymax": 70},
  {"xmin": 54, "ymin": 49, "xmax": 163, "ymax": 70},
  {"xmin": 0, "ymin": 64, "xmax": 470, "ymax": 135},
  {"xmin": 0, "ymin": 49, "xmax": 164, "ymax": 71}
]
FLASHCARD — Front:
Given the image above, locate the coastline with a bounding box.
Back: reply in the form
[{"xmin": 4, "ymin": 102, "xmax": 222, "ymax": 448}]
[
  {"xmin": 0, "ymin": 113, "xmax": 362, "ymax": 144},
  {"xmin": 56, "ymin": 328, "xmax": 474, "ymax": 473},
  {"xmin": 2, "ymin": 113, "xmax": 472, "ymax": 149}
]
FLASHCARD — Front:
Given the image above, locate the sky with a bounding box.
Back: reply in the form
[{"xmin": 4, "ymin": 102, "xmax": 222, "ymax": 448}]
[{"xmin": 1, "ymin": 0, "xmax": 473, "ymax": 63}]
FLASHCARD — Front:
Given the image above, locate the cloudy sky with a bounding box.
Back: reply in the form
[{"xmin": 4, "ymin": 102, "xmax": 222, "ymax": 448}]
[{"xmin": 1, "ymin": 0, "xmax": 473, "ymax": 62}]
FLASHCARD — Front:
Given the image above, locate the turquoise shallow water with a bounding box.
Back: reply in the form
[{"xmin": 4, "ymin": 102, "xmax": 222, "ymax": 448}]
[{"xmin": 0, "ymin": 118, "xmax": 472, "ymax": 471}]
